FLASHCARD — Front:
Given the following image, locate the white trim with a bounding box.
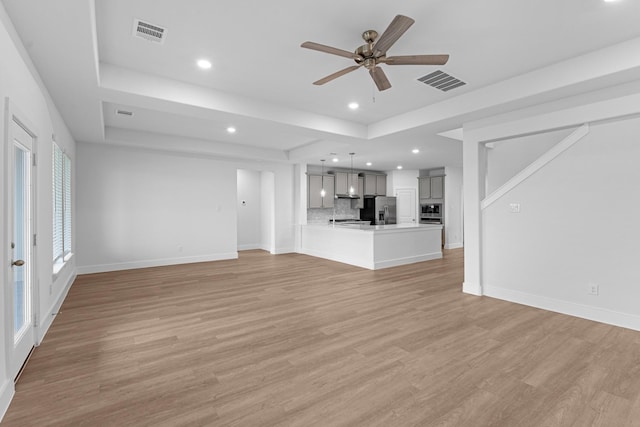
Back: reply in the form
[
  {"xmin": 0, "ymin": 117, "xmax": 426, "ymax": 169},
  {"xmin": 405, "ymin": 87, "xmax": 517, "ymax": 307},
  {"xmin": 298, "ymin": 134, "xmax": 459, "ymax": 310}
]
[
  {"xmin": 484, "ymin": 284, "xmax": 640, "ymax": 332},
  {"xmin": 37, "ymin": 270, "xmax": 76, "ymax": 344},
  {"xmin": 271, "ymin": 247, "xmax": 295, "ymax": 255},
  {"xmin": 237, "ymin": 244, "xmax": 262, "ymax": 251},
  {"xmin": 0, "ymin": 379, "xmax": 14, "ymax": 423},
  {"xmin": 76, "ymin": 252, "xmax": 238, "ymax": 274},
  {"xmin": 481, "ymin": 124, "xmax": 589, "ymax": 210},
  {"xmin": 462, "ymin": 281, "xmax": 482, "ymax": 296},
  {"xmin": 444, "ymin": 243, "xmax": 464, "ymax": 250}
]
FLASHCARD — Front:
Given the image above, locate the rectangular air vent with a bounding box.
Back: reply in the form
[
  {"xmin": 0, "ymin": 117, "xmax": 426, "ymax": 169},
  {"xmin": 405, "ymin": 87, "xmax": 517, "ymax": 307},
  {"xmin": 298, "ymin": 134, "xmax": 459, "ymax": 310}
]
[
  {"xmin": 418, "ymin": 70, "xmax": 466, "ymax": 92},
  {"xmin": 132, "ymin": 19, "xmax": 167, "ymax": 43}
]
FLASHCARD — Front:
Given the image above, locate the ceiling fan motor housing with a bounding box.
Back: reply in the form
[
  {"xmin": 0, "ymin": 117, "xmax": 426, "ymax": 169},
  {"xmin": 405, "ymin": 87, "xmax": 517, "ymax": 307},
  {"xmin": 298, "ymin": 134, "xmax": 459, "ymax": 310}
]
[{"xmin": 356, "ymin": 30, "xmax": 382, "ymax": 69}]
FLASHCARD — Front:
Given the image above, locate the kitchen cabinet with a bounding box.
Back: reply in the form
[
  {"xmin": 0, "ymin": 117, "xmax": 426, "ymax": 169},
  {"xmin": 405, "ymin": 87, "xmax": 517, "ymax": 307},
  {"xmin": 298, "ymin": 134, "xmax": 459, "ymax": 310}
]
[
  {"xmin": 363, "ymin": 174, "xmax": 386, "ymax": 196},
  {"xmin": 376, "ymin": 175, "xmax": 387, "ymax": 195},
  {"xmin": 430, "ymin": 176, "xmax": 444, "ymax": 199},
  {"xmin": 419, "ymin": 176, "xmax": 444, "ymax": 200},
  {"xmin": 419, "ymin": 177, "xmax": 431, "ymax": 199},
  {"xmin": 352, "ymin": 177, "xmax": 364, "ymax": 209},
  {"xmin": 308, "ymin": 174, "xmax": 335, "ymax": 208},
  {"xmin": 335, "ymin": 172, "xmax": 359, "ymax": 196}
]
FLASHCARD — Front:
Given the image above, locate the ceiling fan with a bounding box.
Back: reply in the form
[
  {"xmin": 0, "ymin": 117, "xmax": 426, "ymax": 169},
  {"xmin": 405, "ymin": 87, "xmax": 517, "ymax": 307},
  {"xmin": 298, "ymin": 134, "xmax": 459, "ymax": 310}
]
[{"xmin": 301, "ymin": 15, "xmax": 449, "ymax": 91}]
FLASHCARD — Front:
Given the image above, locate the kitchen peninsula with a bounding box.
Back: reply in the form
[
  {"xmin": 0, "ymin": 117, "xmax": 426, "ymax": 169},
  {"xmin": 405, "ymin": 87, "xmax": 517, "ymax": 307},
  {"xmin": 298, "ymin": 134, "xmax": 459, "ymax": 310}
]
[{"xmin": 300, "ymin": 223, "xmax": 443, "ymax": 270}]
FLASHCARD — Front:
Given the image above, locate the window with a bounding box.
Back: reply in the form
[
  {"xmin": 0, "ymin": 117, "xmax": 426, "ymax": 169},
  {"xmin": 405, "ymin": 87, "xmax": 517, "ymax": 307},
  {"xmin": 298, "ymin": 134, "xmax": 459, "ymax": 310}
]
[{"xmin": 53, "ymin": 143, "xmax": 71, "ymax": 265}]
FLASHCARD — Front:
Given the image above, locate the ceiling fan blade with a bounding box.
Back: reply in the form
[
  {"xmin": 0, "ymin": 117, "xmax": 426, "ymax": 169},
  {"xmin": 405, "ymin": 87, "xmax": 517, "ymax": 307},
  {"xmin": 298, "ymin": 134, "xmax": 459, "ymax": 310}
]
[
  {"xmin": 384, "ymin": 54, "xmax": 450, "ymax": 66},
  {"xmin": 369, "ymin": 67, "xmax": 391, "ymax": 91},
  {"xmin": 301, "ymin": 41, "xmax": 361, "ymax": 60},
  {"xmin": 313, "ymin": 65, "xmax": 362, "ymax": 85},
  {"xmin": 373, "ymin": 15, "xmax": 415, "ymax": 56}
]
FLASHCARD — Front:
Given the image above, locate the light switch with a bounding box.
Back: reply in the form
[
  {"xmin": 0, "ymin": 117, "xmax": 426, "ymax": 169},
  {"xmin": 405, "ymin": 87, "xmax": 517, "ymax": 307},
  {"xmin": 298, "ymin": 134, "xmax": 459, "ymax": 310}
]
[{"xmin": 509, "ymin": 203, "xmax": 521, "ymax": 213}]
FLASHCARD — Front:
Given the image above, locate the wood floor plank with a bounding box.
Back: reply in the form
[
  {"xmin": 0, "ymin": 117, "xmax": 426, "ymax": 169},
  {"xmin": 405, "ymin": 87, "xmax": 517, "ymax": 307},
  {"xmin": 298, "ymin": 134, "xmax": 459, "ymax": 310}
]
[{"xmin": 3, "ymin": 248, "xmax": 640, "ymax": 426}]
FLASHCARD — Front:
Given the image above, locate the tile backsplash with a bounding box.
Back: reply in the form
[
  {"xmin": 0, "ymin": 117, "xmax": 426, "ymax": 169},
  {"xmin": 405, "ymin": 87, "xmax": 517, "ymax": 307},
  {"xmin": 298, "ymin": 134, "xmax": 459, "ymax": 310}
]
[{"xmin": 307, "ymin": 198, "xmax": 360, "ymax": 224}]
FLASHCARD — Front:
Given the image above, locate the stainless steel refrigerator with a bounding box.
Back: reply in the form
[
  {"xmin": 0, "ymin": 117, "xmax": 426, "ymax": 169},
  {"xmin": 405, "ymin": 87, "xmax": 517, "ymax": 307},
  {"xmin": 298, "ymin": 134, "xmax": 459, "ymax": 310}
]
[{"xmin": 361, "ymin": 196, "xmax": 397, "ymax": 225}]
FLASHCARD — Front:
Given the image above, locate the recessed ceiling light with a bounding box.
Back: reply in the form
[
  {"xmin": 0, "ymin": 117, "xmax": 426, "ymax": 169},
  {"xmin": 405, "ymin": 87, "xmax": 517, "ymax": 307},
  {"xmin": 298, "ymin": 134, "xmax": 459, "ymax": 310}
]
[
  {"xmin": 397, "ymin": 165, "xmax": 403, "ymax": 170},
  {"xmin": 332, "ymin": 158, "xmax": 339, "ymax": 162},
  {"xmin": 226, "ymin": 126, "xmax": 236, "ymax": 134},
  {"xmin": 348, "ymin": 102, "xmax": 359, "ymax": 110},
  {"xmin": 412, "ymin": 149, "xmax": 420, "ymax": 154},
  {"xmin": 197, "ymin": 59, "xmax": 212, "ymax": 69},
  {"xmin": 366, "ymin": 162, "xmax": 372, "ymax": 166}
]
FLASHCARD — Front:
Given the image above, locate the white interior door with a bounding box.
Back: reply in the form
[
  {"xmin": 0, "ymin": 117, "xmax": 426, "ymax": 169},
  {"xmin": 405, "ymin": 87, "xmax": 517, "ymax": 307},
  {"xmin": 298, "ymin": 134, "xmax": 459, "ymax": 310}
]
[
  {"xmin": 7, "ymin": 117, "xmax": 36, "ymax": 380},
  {"xmin": 396, "ymin": 188, "xmax": 417, "ymax": 224}
]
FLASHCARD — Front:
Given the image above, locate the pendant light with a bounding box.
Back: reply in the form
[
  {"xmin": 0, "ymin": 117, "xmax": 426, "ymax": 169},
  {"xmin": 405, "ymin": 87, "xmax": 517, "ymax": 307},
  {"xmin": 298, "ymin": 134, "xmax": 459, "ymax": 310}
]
[
  {"xmin": 348, "ymin": 153, "xmax": 355, "ymax": 196},
  {"xmin": 320, "ymin": 159, "xmax": 326, "ymax": 198}
]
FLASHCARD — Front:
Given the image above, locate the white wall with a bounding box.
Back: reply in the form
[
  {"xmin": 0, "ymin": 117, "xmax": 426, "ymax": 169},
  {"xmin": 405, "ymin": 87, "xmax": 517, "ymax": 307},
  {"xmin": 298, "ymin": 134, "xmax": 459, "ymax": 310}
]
[
  {"xmin": 486, "ymin": 128, "xmax": 573, "ymax": 194},
  {"xmin": 76, "ymin": 143, "xmax": 238, "ymax": 272},
  {"xmin": 463, "ymin": 78, "xmax": 640, "ymax": 328},
  {"xmin": 0, "ymin": 5, "xmax": 76, "ymax": 419},
  {"xmin": 237, "ymin": 169, "xmax": 262, "ymax": 250},
  {"xmin": 444, "ymin": 166, "xmax": 464, "ymax": 249},
  {"xmin": 482, "ymin": 116, "xmax": 640, "ymax": 328}
]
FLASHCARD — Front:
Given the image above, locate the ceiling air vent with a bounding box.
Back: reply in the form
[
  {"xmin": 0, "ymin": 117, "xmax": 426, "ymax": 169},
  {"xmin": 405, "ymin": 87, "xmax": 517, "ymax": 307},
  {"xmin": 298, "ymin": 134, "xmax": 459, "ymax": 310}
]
[
  {"xmin": 132, "ymin": 19, "xmax": 167, "ymax": 44},
  {"xmin": 116, "ymin": 109, "xmax": 133, "ymax": 117},
  {"xmin": 418, "ymin": 70, "xmax": 466, "ymax": 92}
]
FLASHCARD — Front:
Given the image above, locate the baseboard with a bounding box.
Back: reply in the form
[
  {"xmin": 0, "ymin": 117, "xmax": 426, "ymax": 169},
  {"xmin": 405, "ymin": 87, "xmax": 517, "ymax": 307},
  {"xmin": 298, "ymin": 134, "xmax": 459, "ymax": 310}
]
[
  {"xmin": 238, "ymin": 244, "xmax": 261, "ymax": 251},
  {"xmin": 272, "ymin": 246, "xmax": 295, "ymax": 255},
  {"xmin": 374, "ymin": 252, "xmax": 442, "ymax": 270},
  {"xmin": 462, "ymin": 281, "xmax": 482, "ymax": 296},
  {"xmin": 0, "ymin": 379, "xmax": 14, "ymax": 423},
  {"xmin": 37, "ymin": 270, "xmax": 76, "ymax": 344},
  {"xmin": 76, "ymin": 252, "xmax": 239, "ymax": 274},
  {"xmin": 484, "ymin": 284, "xmax": 640, "ymax": 332},
  {"xmin": 444, "ymin": 242, "xmax": 464, "ymax": 250}
]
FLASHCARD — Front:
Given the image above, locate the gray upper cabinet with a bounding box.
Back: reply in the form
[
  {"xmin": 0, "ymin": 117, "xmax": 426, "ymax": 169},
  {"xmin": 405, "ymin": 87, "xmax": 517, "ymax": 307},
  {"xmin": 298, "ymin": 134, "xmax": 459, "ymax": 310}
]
[
  {"xmin": 376, "ymin": 175, "xmax": 386, "ymax": 196},
  {"xmin": 419, "ymin": 176, "xmax": 444, "ymax": 200},
  {"xmin": 419, "ymin": 177, "xmax": 431, "ymax": 199},
  {"xmin": 363, "ymin": 173, "xmax": 386, "ymax": 196},
  {"xmin": 430, "ymin": 176, "xmax": 444, "ymax": 199},
  {"xmin": 335, "ymin": 172, "xmax": 359, "ymax": 196},
  {"xmin": 308, "ymin": 174, "xmax": 335, "ymax": 208}
]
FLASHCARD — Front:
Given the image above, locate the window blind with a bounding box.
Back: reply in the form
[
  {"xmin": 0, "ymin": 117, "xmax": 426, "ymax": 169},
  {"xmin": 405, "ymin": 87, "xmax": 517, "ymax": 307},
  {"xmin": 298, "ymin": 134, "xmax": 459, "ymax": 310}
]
[{"xmin": 52, "ymin": 143, "xmax": 71, "ymax": 264}]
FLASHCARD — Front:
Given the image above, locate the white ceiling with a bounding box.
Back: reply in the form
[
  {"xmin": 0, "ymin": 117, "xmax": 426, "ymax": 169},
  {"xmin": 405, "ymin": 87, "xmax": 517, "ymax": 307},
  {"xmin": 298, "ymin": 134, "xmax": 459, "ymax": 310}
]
[{"xmin": 4, "ymin": 0, "xmax": 640, "ymax": 171}]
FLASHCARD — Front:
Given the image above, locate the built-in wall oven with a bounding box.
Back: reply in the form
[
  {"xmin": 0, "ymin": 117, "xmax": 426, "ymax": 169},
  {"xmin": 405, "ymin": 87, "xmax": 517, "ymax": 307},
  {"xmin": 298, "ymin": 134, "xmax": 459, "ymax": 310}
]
[{"xmin": 420, "ymin": 203, "xmax": 442, "ymax": 224}]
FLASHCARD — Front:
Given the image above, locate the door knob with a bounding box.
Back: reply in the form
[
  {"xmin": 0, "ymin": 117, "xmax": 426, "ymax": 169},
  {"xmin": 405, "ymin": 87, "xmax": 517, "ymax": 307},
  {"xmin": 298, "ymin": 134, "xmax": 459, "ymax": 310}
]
[{"xmin": 12, "ymin": 259, "xmax": 25, "ymax": 267}]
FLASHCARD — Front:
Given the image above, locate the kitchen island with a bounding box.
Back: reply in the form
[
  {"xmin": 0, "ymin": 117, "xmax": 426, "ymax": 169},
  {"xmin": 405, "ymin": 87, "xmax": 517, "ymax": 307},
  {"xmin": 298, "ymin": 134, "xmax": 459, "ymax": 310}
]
[{"xmin": 300, "ymin": 223, "xmax": 443, "ymax": 270}]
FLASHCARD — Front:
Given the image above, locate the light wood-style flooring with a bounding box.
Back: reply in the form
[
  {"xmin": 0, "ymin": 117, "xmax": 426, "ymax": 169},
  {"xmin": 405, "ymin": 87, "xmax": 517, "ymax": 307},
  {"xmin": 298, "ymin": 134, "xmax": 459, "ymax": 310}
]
[{"xmin": 3, "ymin": 249, "xmax": 640, "ymax": 426}]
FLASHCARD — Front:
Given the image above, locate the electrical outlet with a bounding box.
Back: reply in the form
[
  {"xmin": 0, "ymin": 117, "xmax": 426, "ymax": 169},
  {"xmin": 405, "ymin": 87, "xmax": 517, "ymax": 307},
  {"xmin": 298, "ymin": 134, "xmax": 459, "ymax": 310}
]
[
  {"xmin": 509, "ymin": 203, "xmax": 521, "ymax": 213},
  {"xmin": 588, "ymin": 283, "xmax": 599, "ymax": 295}
]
